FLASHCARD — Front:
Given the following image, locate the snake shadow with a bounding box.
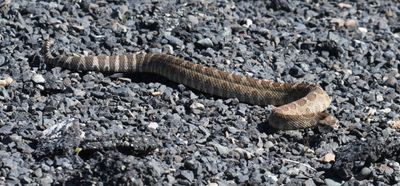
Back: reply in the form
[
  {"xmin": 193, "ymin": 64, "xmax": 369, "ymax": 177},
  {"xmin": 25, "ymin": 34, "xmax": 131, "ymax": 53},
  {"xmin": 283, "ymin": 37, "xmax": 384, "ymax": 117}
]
[{"xmin": 257, "ymin": 122, "xmax": 280, "ymax": 134}]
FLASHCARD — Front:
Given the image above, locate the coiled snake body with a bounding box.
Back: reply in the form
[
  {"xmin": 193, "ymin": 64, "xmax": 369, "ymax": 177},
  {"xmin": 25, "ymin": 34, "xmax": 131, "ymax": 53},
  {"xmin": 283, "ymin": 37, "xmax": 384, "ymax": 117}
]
[{"xmin": 43, "ymin": 40, "xmax": 337, "ymax": 130}]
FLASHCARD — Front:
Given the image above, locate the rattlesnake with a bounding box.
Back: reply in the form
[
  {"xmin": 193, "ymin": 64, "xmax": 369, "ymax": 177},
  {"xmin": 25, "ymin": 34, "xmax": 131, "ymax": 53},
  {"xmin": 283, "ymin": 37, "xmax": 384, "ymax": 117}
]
[{"xmin": 43, "ymin": 40, "xmax": 337, "ymax": 130}]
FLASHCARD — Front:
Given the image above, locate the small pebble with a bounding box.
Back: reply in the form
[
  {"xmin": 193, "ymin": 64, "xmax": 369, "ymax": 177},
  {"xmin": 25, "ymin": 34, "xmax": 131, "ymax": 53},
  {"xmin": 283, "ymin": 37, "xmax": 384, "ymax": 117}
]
[
  {"xmin": 345, "ymin": 19, "xmax": 358, "ymax": 29},
  {"xmin": 358, "ymin": 27, "xmax": 368, "ymax": 33},
  {"xmin": 187, "ymin": 15, "xmax": 199, "ymax": 25},
  {"xmin": 148, "ymin": 122, "xmax": 159, "ymax": 130},
  {"xmin": 337, "ymin": 3, "xmax": 352, "ymax": 8},
  {"xmin": 32, "ymin": 74, "xmax": 46, "ymax": 83},
  {"xmin": 324, "ymin": 178, "xmax": 341, "ymax": 186},
  {"xmin": 360, "ymin": 167, "xmax": 372, "ymax": 177},
  {"xmin": 196, "ymin": 38, "xmax": 214, "ymax": 48}
]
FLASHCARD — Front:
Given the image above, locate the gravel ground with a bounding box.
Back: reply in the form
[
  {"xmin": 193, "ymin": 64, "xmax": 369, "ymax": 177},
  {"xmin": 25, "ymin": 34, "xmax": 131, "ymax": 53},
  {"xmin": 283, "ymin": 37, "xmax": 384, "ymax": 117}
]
[{"xmin": 1, "ymin": 0, "xmax": 400, "ymax": 185}]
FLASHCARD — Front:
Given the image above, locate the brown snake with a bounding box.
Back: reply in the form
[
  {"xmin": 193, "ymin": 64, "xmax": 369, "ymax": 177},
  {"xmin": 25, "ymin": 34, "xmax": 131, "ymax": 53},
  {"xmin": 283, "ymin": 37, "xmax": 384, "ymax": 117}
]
[{"xmin": 43, "ymin": 40, "xmax": 337, "ymax": 130}]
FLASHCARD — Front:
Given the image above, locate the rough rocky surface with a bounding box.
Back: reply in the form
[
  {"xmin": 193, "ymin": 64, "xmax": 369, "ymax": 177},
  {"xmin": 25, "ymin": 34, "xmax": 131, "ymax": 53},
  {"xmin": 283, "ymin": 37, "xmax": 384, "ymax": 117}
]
[{"xmin": 1, "ymin": 0, "xmax": 400, "ymax": 185}]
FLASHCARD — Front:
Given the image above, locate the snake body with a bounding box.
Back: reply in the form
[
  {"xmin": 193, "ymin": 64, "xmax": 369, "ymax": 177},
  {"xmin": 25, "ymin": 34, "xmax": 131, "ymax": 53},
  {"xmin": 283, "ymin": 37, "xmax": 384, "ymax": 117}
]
[{"xmin": 43, "ymin": 40, "xmax": 335, "ymax": 130}]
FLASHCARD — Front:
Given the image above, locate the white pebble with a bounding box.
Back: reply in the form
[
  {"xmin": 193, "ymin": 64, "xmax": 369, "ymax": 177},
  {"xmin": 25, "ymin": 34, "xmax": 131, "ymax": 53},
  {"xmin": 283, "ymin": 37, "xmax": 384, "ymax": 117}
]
[
  {"xmin": 190, "ymin": 102, "xmax": 205, "ymax": 110},
  {"xmin": 32, "ymin": 74, "xmax": 46, "ymax": 83},
  {"xmin": 148, "ymin": 122, "xmax": 159, "ymax": 130}
]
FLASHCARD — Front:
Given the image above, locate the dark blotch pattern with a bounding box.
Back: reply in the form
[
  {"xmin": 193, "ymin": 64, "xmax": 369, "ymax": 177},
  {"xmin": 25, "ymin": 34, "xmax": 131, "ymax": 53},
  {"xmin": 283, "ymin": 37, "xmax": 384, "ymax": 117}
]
[{"xmin": 42, "ymin": 40, "xmax": 333, "ymax": 130}]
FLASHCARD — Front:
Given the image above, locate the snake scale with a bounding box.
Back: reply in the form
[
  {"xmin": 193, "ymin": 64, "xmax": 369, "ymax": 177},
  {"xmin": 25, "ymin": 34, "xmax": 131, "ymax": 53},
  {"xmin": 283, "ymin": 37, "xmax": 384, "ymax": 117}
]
[{"xmin": 43, "ymin": 40, "xmax": 337, "ymax": 130}]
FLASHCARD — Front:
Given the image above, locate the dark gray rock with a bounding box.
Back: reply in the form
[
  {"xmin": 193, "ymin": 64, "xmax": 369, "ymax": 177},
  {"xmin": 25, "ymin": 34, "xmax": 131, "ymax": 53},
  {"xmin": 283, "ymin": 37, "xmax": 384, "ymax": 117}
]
[
  {"xmin": 304, "ymin": 178, "xmax": 316, "ymax": 186},
  {"xmin": 360, "ymin": 167, "xmax": 372, "ymax": 178},
  {"xmin": 164, "ymin": 35, "xmax": 184, "ymax": 47},
  {"xmin": 196, "ymin": 38, "xmax": 213, "ymax": 48},
  {"xmin": 180, "ymin": 170, "xmax": 194, "ymax": 182},
  {"xmin": 0, "ymin": 55, "xmax": 6, "ymax": 66},
  {"xmin": 324, "ymin": 178, "xmax": 341, "ymax": 186}
]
